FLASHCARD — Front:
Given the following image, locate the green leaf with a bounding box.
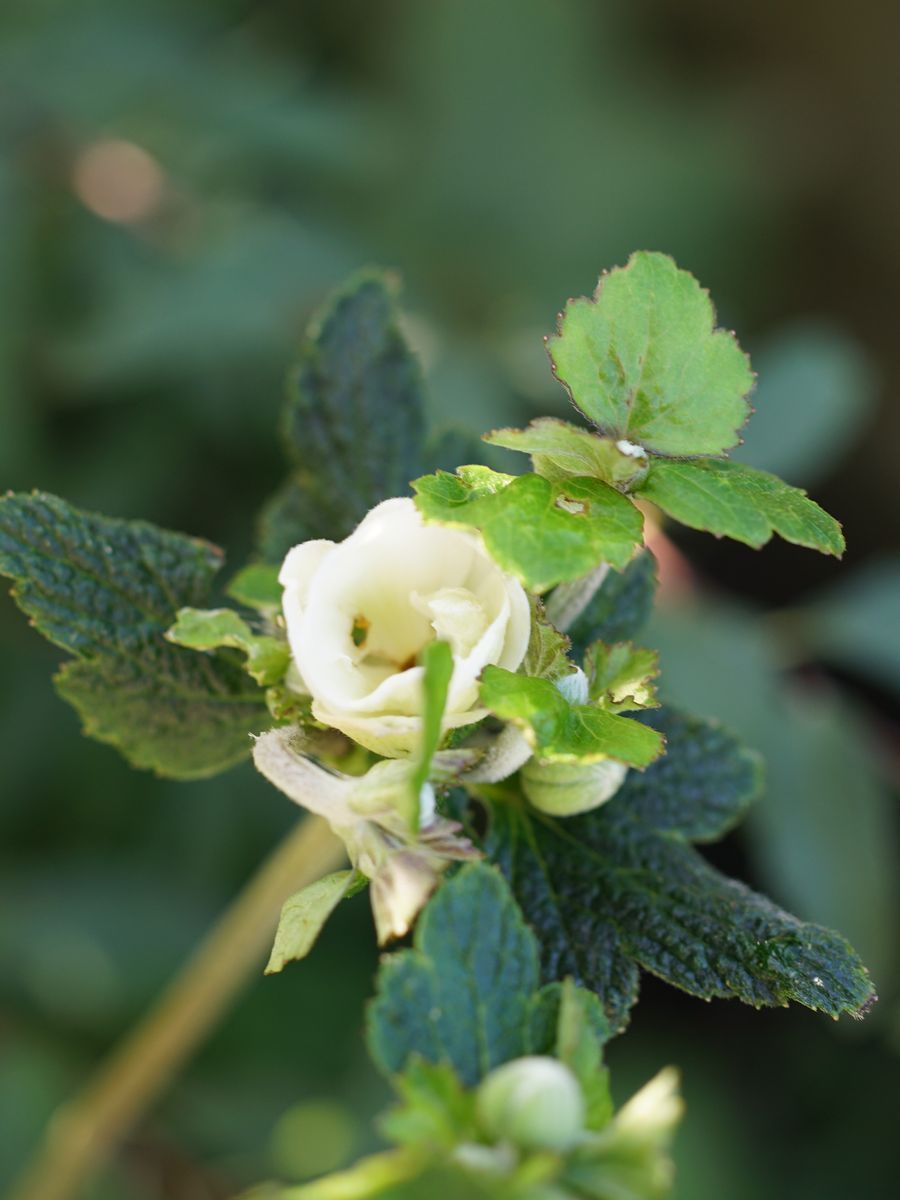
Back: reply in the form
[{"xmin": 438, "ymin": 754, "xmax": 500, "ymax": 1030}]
[
  {"xmin": 166, "ymin": 607, "xmax": 290, "ymax": 686},
  {"xmin": 481, "ymin": 709, "xmax": 874, "ymax": 1030},
  {"xmin": 639, "ymin": 459, "xmax": 845, "ymax": 557},
  {"xmin": 0, "ymin": 491, "xmax": 267, "ymax": 778},
  {"xmin": 227, "ymin": 562, "xmax": 283, "ymax": 611},
  {"xmin": 528, "ymin": 979, "xmax": 613, "ymax": 1130},
  {"xmin": 367, "ymin": 863, "xmax": 540, "ymax": 1086},
  {"xmin": 547, "ymin": 251, "xmax": 754, "ymax": 456},
  {"xmin": 522, "ymin": 598, "xmax": 572, "ymax": 681},
  {"xmin": 258, "ymin": 271, "xmax": 427, "ymax": 561},
  {"xmin": 566, "ymin": 552, "xmax": 658, "ymax": 658},
  {"xmin": 410, "ymin": 640, "xmax": 454, "ymax": 830},
  {"xmin": 413, "ymin": 467, "xmax": 643, "ymax": 590},
  {"xmin": 265, "ymin": 869, "xmax": 358, "ymax": 975},
  {"xmin": 485, "ymin": 418, "xmax": 649, "ymax": 488},
  {"xmin": 380, "ymin": 1061, "xmax": 478, "ymax": 1151},
  {"xmin": 479, "ymin": 667, "xmax": 664, "ymax": 769},
  {"xmin": 584, "ymin": 642, "xmax": 659, "ymax": 712}
]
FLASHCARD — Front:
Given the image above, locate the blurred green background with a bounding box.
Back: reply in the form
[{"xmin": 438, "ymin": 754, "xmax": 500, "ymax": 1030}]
[{"xmin": 2, "ymin": 1, "xmax": 899, "ymax": 1196}]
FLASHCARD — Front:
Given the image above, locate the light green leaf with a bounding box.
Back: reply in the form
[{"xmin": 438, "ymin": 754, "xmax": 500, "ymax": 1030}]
[
  {"xmin": 265, "ymin": 869, "xmax": 358, "ymax": 975},
  {"xmin": 410, "ymin": 640, "xmax": 454, "ymax": 830},
  {"xmin": 584, "ymin": 642, "xmax": 659, "ymax": 712},
  {"xmin": 479, "ymin": 666, "xmax": 664, "ymax": 768},
  {"xmin": 639, "ymin": 458, "xmax": 844, "ymax": 556},
  {"xmin": 380, "ymin": 1061, "xmax": 477, "ymax": 1151},
  {"xmin": 167, "ymin": 607, "xmax": 290, "ymax": 686},
  {"xmin": 0, "ymin": 491, "xmax": 267, "ymax": 778},
  {"xmin": 481, "ymin": 710, "xmax": 874, "ymax": 1030},
  {"xmin": 367, "ymin": 864, "xmax": 540, "ymax": 1086},
  {"xmin": 227, "ymin": 562, "xmax": 283, "ymax": 612},
  {"xmin": 529, "ymin": 979, "xmax": 613, "ymax": 1131},
  {"xmin": 485, "ymin": 418, "xmax": 648, "ymax": 488},
  {"xmin": 547, "ymin": 251, "xmax": 753, "ymax": 456},
  {"xmin": 522, "ymin": 598, "xmax": 572, "ymax": 681},
  {"xmin": 413, "ymin": 466, "xmax": 643, "ymax": 590},
  {"xmin": 258, "ymin": 271, "xmax": 427, "ymax": 561}
]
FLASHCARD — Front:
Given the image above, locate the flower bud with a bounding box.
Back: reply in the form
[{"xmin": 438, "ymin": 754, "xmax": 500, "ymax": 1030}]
[
  {"xmin": 476, "ymin": 1056, "xmax": 585, "ymax": 1153},
  {"xmin": 521, "ymin": 758, "xmax": 628, "ymax": 817}
]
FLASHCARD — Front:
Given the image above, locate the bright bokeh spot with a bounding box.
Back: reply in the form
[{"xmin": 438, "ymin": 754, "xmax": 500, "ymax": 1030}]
[
  {"xmin": 72, "ymin": 138, "xmax": 164, "ymax": 223},
  {"xmin": 269, "ymin": 1100, "xmax": 358, "ymax": 1180}
]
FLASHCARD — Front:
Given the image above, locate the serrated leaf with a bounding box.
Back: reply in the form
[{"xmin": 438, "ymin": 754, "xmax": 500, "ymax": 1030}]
[
  {"xmin": 0, "ymin": 491, "xmax": 268, "ymax": 778},
  {"xmin": 584, "ymin": 642, "xmax": 659, "ymax": 712},
  {"xmin": 565, "ymin": 552, "xmax": 658, "ymax": 659},
  {"xmin": 226, "ymin": 562, "xmax": 283, "ymax": 611},
  {"xmin": 639, "ymin": 458, "xmax": 844, "ymax": 557},
  {"xmin": 413, "ymin": 467, "xmax": 643, "ymax": 590},
  {"xmin": 481, "ymin": 709, "xmax": 874, "ymax": 1030},
  {"xmin": 485, "ymin": 418, "xmax": 649, "ymax": 488},
  {"xmin": 258, "ymin": 271, "xmax": 427, "ymax": 561},
  {"xmin": 480, "ymin": 667, "xmax": 664, "ymax": 769},
  {"xmin": 167, "ymin": 607, "xmax": 290, "ymax": 685},
  {"xmin": 547, "ymin": 251, "xmax": 753, "ymax": 456},
  {"xmin": 522, "ymin": 598, "xmax": 572, "ymax": 681},
  {"xmin": 265, "ymin": 869, "xmax": 358, "ymax": 975},
  {"xmin": 367, "ymin": 863, "xmax": 540, "ymax": 1086}
]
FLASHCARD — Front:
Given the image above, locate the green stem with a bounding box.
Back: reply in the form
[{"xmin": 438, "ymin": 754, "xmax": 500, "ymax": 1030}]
[{"xmin": 10, "ymin": 816, "xmax": 346, "ymax": 1200}]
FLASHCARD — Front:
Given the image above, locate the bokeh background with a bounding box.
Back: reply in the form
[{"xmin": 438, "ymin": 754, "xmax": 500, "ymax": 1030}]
[{"xmin": 2, "ymin": 1, "xmax": 900, "ymax": 1196}]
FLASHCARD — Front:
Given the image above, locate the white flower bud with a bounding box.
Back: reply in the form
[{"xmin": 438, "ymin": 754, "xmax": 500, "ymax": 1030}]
[
  {"xmin": 476, "ymin": 1056, "xmax": 585, "ymax": 1153},
  {"xmin": 279, "ymin": 498, "xmax": 531, "ymax": 758},
  {"xmin": 521, "ymin": 758, "xmax": 628, "ymax": 817}
]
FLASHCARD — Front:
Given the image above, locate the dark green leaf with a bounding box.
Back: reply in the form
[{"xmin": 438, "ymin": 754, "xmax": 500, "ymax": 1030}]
[
  {"xmin": 0, "ymin": 490, "xmax": 267, "ymax": 778},
  {"xmin": 258, "ymin": 271, "xmax": 427, "ymax": 561},
  {"xmin": 481, "ymin": 709, "xmax": 873, "ymax": 1030},
  {"xmin": 566, "ymin": 552, "xmax": 658, "ymax": 659},
  {"xmin": 413, "ymin": 467, "xmax": 643, "ymax": 590},
  {"xmin": 639, "ymin": 459, "xmax": 844, "ymax": 557},
  {"xmin": 367, "ymin": 863, "xmax": 540, "ymax": 1086},
  {"xmin": 480, "ymin": 667, "xmax": 664, "ymax": 768},
  {"xmin": 547, "ymin": 252, "xmax": 753, "ymax": 456}
]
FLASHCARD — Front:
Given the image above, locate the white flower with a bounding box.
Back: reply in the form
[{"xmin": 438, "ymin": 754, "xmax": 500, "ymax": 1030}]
[{"xmin": 279, "ymin": 497, "xmax": 531, "ymax": 757}]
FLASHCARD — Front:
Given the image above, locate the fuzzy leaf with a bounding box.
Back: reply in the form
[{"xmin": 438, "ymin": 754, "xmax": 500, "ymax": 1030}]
[
  {"xmin": 265, "ymin": 869, "xmax": 358, "ymax": 975},
  {"xmin": 413, "ymin": 466, "xmax": 643, "ymax": 590},
  {"xmin": 481, "ymin": 709, "xmax": 874, "ymax": 1031},
  {"xmin": 566, "ymin": 552, "xmax": 658, "ymax": 659},
  {"xmin": 367, "ymin": 864, "xmax": 540, "ymax": 1086},
  {"xmin": 0, "ymin": 491, "xmax": 267, "ymax": 778},
  {"xmin": 547, "ymin": 251, "xmax": 753, "ymax": 456},
  {"xmin": 166, "ymin": 607, "xmax": 290, "ymax": 685},
  {"xmin": 258, "ymin": 271, "xmax": 427, "ymax": 561},
  {"xmin": 480, "ymin": 667, "xmax": 664, "ymax": 769},
  {"xmin": 639, "ymin": 459, "xmax": 844, "ymax": 556}
]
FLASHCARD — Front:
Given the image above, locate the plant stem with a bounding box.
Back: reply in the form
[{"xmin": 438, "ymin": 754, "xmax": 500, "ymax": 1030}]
[
  {"xmin": 10, "ymin": 816, "xmax": 346, "ymax": 1200},
  {"xmin": 545, "ymin": 563, "xmax": 609, "ymax": 632}
]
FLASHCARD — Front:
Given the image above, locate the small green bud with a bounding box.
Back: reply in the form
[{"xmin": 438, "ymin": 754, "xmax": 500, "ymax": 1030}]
[
  {"xmin": 476, "ymin": 1056, "xmax": 585, "ymax": 1153},
  {"xmin": 521, "ymin": 758, "xmax": 628, "ymax": 817}
]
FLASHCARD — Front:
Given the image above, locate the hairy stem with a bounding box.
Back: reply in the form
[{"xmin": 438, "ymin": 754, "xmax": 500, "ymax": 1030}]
[
  {"xmin": 10, "ymin": 816, "xmax": 346, "ymax": 1200},
  {"xmin": 545, "ymin": 562, "xmax": 609, "ymax": 632}
]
